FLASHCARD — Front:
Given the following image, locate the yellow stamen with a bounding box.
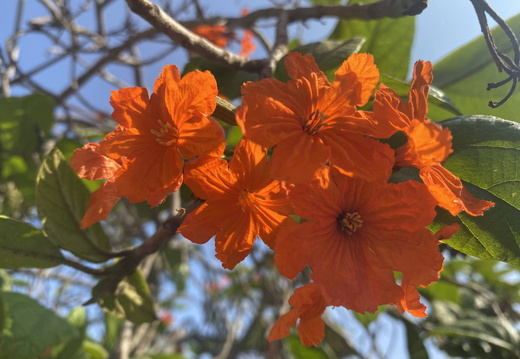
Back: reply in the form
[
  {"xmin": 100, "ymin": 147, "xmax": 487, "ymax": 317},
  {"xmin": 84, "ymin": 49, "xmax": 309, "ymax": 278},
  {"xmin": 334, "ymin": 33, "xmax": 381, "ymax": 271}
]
[
  {"xmin": 151, "ymin": 119, "xmax": 178, "ymax": 146},
  {"xmin": 339, "ymin": 211, "xmax": 363, "ymax": 234}
]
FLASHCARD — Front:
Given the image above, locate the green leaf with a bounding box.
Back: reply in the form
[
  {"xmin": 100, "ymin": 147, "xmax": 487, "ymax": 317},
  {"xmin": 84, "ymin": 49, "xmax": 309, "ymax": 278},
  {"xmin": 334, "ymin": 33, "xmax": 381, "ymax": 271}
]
[
  {"xmin": 79, "ymin": 340, "xmax": 109, "ymax": 359},
  {"xmin": 55, "ymin": 307, "xmax": 87, "ymax": 359},
  {"xmin": 287, "ymin": 335, "xmax": 328, "ymax": 359},
  {"xmin": 352, "ymin": 306, "xmax": 383, "ymax": 327},
  {"xmin": 426, "ymin": 316, "xmax": 520, "ymax": 356},
  {"xmin": 0, "ymin": 94, "xmax": 54, "ymax": 158},
  {"xmin": 328, "ymin": 0, "xmax": 414, "ymax": 80},
  {"xmin": 36, "ymin": 148, "xmax": 112, "ymax": 263},
  {"xmin": 274, "ymin": 38, "xmax": 366, "ymax": 82},
  {"xmin": 434, "ymin": 116, "xmax": 520, "ymax": 264},
  {"xmin": 432, "ymin": 14, "xmax": 520, "ymax": 122},
  {"xmin": 0, "ymin": 292, "xmax": 78, "ymax": 359},
  {"xmin": 0, "ymin": 216, "xmax": 64, "ymax": 268},
  {"xmin": 95, "ymin": 269, "xmax": 156, "ymax": 324}
]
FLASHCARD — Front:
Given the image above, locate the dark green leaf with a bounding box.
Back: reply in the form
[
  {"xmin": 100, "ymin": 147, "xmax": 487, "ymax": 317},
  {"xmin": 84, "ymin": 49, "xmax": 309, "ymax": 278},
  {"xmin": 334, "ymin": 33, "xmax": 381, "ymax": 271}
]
[
  {"xmin": 274, "ymin": 38, "xmax": 365, "ymax": 82},
  {"xmin": 328, "ymin": 0, "xmax": 414, "ymax": 80},
  {"xmin": 95, "ymin": 269, "xmax": 156, "ymax": 324},
  {"xmin": 0, "ymin": 292, "xmax": 78, "ymax": 359},
  {"xmin": 0, "ymin": 94, "xmax": 54, "ymax": 158},
  {"xmin": 0, "ymin": 215, "xmax": 64, "ymax": 268},
  {"xmin": 433, "ymin": 14, "xmax": 520, "ymax": 122},
  {"xmin": 433, "ymin": 116, "xmax": 520, "ymax": 264},
  {"xmin": 36, "ymin": 148, "xmax": 112, "ymax": 263}
]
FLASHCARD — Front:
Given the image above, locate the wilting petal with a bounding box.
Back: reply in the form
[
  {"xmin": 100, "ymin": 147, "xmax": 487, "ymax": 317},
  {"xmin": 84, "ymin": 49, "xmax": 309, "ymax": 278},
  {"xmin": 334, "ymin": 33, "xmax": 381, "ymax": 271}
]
[
  {"xmin": 420, "ymin": 164, "xmax": 495, "ymax": 216},
  {"xmin": 71, "ymin": 143, "xmax": 121, "ymax": 180},
  {"xmin": 81, "ymin": 178, "xmax": 120, "ymax": 228},
  {"xmin": 268, "ymin": 283, "xmax": 327, "ymax": 347}
]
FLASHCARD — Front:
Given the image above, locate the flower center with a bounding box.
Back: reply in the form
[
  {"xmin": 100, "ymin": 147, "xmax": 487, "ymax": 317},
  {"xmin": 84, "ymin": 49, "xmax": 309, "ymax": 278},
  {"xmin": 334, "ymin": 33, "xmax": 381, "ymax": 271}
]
[
  {"xmin": 237, "ymin": 189, "xmax": 265, "ymax": 213},
  {"xmin": 150, "ymin": 119, "xmax": 179, "ymax": 146},
  {"xmin": 338, "ymin": 211, "xmax": 363, "ymax": 235},
  {"xmin": 303, "ymin": 109, "xmax": 329, "ymax": 135}
]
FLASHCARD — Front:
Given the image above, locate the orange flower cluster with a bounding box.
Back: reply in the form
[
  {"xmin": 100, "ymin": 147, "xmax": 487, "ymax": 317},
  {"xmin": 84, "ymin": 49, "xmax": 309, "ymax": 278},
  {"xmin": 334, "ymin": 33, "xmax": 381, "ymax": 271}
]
[
  {"xmin": 192, "ymin": 9, "xmax": 256, "ymax": 58},
  {"xmin": 72, "ymin": 65, "xmax": 225, "ymax": 228},
  {"xmin": 72, "ymin": 52, "xmax": 494, "ymax": 347}
]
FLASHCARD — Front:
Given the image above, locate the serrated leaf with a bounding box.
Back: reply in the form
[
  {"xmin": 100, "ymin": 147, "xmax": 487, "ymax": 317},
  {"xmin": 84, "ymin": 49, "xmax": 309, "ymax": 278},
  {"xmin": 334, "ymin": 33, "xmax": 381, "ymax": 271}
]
[
  {"xmin": 0, "ymin": 94, "xmax": 54, "ymax": 158},
  {"xmin": 36, "ymin": 148, "xmax": 112, "ymax": 263},
  {"xmin": 328, "ymin": 0, "xmax": 414, "ymax": 80},
  {"xmin": 433, "ymin": 14, "xmax": 520, "ymax": 122},
  {"xmin": 0, "ymin": 216, "xmax": 64, "ymax": 268},
  {"xmin": 95, "ymin": 269, "xmax": 156, "ymax": 324},
  {"xmin": 0, "ymin": 292, "xmax": 78, "ymax": 359},
  {"xmin": 274, "ymin": 38, "xmax": 365, "ymax": 82}
]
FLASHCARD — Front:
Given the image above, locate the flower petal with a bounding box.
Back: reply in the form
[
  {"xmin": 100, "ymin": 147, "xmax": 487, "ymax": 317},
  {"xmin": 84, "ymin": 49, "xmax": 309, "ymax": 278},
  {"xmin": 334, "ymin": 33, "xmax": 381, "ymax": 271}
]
[
  {"xmin": 110, "ymin": 87, "xmax": 150, "ymax": 129},
  {"xmin": 420, "ymin": 164, "xmax": 495, "ymax": 216},
  {"xmin": 269, "ymin": 133, "xmax": 329, "ymax": 183},
  {"xmin": 71, "ymin": 143, "xmax": 121, "ymax": 180},
  {"xmin": 80, "ymin": 178, "xmax": 120, "ymax": 228},
  {"xmin": 284, "ymin": 52, "xmax": 329, "ymax": 88},
  {"xmin": 334, "ymin": 53, "xmax": 379, "ymax": 106}
]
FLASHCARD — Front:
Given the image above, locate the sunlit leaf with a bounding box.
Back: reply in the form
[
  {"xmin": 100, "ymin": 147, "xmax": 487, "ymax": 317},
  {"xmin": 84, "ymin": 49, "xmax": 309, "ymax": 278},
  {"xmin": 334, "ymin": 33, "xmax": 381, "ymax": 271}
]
[
  {"xmin": 433, "ymin": 14, "xmax": 520, "ymax": 122},
  {"xmin": 0, "ymin": 292, "xmax": 78, "ymax": 359},
  {"xmin": 0, "ymin": 216, "xmax": 64, "ymax": 269},
  {"xmin": 328, "ymin": 0, "xmax": 414, "ymax": 80},
  {"xmin": 36, "ymin": 149, "xmax": 112, "ymax": 263},
  {"xmin": 429, "ymin": 116, "xmax": 520, "ymax": 265}
]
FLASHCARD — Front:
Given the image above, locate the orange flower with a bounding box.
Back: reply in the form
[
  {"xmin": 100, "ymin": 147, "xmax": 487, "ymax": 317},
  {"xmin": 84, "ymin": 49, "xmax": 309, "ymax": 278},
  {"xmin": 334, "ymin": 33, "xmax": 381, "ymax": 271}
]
[
  {"xmin": 239, "ymin": 8, "xmax": 255, "ymax": 58},
  {"xmin": 71, "ymin": 142, "xmax": 122, "ymax": 228},
  {"xmin": 236, "ymin": 52, "xmax": 396, "ymax": 183},
  {"xmin": 72, "ymin": 65, "xmax": 225, "ymax": 226},
  {"xmin": 374, "ymin": 61, "xmax": 494, "ymax": 216},
  {"xmin": 178, "ymin": 138, "xmax": 292, "ymax": 269},
  {"xmin": 192, "ymin": 24, "xmax": 234, "ymax": 48},
  {"xmin": 268, "ymin": 283, "xmax": 328, "ymax": 346},
  {"xmin": 274, "ymin": 166, "xmax": 444, "ymax": 315}
]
